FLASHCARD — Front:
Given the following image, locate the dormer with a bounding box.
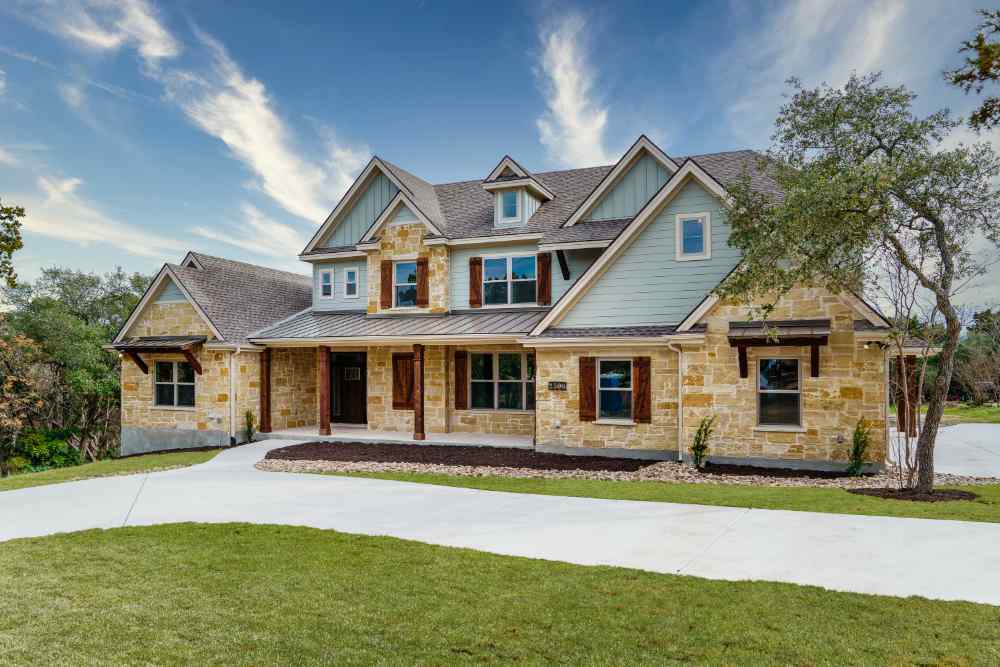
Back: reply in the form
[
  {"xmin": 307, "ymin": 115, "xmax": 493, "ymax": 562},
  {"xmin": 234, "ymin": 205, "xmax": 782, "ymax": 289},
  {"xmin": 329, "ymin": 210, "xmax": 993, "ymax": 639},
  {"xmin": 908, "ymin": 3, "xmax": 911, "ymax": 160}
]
[{"xmin": 481, "ymin": 156, "xmax": 554, "ymax": 228}]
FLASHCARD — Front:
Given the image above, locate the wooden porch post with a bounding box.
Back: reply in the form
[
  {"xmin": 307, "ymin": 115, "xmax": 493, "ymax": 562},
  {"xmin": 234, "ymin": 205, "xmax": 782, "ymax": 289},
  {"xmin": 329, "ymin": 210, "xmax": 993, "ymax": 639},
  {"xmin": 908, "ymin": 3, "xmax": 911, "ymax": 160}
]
[
  {"xmin": 896, "ymin": 354, "xmax": 919, "ymax": 437},
  {"xmin": 260, "ymin": 348, "xmax": 272, "ymax": 433},
  {"xmin": 413, "ymin": 343, "xmax": 425, "ymax": 440},
  {"xmin": 318, "ymin": 346, "xmax": 331, "ymax": 436}
]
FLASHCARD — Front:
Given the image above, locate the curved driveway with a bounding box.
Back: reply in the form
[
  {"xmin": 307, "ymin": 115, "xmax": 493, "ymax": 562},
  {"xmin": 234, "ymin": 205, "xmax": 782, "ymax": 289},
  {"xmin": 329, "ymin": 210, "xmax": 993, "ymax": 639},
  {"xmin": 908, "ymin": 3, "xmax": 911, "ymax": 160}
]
[{"xmin": 3, "ymin": 440, "xmax": 999, "ymax": 606}]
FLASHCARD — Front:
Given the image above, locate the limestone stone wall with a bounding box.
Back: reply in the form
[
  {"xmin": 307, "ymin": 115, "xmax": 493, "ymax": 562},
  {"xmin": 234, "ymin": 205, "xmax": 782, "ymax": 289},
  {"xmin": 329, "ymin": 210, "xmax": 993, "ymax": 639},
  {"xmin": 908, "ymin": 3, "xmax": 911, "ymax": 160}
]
[
  {"xmin": 534, "ymin": 347, "xmax": 679, "ymax": 451},
  {"xmin": 234, "ymin": 350, "xmax": 262, "ymax": 441},
  {"xmin": 366, "ymin": 223, "xmax": 449, "ymax": 314},
  {"xmin": 269, "ymin": 347, "xmax": 317, "ymax": 431},
  {"xmin": 127, "ymin": 301, "xmax": 215, "ymax": 340}
]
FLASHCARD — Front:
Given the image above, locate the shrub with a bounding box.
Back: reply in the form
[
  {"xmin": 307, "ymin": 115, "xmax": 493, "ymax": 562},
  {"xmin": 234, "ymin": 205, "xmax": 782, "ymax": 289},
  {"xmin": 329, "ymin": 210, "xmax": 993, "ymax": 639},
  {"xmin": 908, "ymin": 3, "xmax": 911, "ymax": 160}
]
[
  {"xmin": 17, "ymin": 429, "xmax": 82, "ymax": 471},
  {"xmin": 847, "ymin": 419, "xmax": 871, "ymax": 476},
  {"xmin": 243, "ymin": 410, "xmax": 257, "ymax": 444},
  {"xmin": 6, "ymin": 456, "xmax": 31, "ymax": 475},
  {"xmin": 690, "ymin": 415, "xmax": 717, "ymax": 469}
]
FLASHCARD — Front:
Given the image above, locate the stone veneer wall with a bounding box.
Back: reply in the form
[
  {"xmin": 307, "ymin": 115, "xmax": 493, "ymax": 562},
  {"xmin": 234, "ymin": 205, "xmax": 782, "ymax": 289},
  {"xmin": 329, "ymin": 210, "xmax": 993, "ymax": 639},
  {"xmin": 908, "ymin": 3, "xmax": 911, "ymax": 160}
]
[
  {"xmin": 366, "ymin": 223, "xmax": 449, "ymax": 314},
  {"xmin": 688, "ymin": 288, "xmax": 887, "ymax": 464},
  {"xmin": 234, "ymin": 350, "xmax": 262, "ymax": 441},
  {"xmin": 449, "ymin": 346, "xmax": 535, "ymax": 436},
  {"xmin": 534, "ymin": 346, "xmax": 679, "ymax": 451},
  {"xmin": 269, "ymin": 347, "xmax": 318, "ymax": 431}
]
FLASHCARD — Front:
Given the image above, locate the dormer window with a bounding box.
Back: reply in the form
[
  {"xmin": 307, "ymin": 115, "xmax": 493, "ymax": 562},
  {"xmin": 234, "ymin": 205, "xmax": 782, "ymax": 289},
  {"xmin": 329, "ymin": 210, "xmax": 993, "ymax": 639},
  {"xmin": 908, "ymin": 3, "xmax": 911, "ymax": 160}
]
[
  {"xmin": 675, "ymin": 212, "xmax": 711, "ymax": 261},
  {"xmin": 501, "ymin": 191, "xmax": 519, "ymax": 222}
]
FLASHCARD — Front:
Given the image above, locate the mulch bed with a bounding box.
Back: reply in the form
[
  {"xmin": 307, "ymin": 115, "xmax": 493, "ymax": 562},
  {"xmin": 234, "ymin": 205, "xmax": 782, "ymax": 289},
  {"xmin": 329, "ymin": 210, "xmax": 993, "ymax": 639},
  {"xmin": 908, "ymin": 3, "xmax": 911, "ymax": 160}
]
[
  {"xmin": 848, "ymin": 488, "xmax": 980, "ymax": 502},
  {"xmin": 701, "ymin": 462, "xmax": 860, "ymax": 479}
]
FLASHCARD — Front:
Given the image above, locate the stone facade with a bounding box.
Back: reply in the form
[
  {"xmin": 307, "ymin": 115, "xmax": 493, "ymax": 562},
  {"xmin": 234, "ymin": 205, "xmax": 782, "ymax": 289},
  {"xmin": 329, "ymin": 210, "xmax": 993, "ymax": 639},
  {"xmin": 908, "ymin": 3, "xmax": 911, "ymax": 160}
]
[
  {"xmin": 366, "ymin": 223, "xmax": 449, "ymax": 314},
  {"xmin": 269, "ymin": 347, "xmax": 317, "ymax": 431},
  {"xmin": 449, "ymin": 346, "xmax": 535, "ymax": 436}
]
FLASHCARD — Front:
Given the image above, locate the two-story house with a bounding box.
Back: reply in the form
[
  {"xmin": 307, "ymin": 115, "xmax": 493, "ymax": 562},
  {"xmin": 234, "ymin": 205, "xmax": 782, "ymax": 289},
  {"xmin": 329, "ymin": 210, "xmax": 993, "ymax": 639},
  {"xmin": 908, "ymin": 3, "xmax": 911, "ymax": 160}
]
[{"xmin": 112, "ymin": 136, "xmax": 903, "ymax": 470}]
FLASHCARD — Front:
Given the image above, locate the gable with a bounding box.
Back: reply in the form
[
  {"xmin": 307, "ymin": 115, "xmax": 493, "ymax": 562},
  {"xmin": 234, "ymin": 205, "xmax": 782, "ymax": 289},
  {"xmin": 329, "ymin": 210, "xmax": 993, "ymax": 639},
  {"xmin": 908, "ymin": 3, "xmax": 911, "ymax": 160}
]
[
  {"xmin": 153, "ymin": 277, "xmax": 186, "ymax": 304},
  {"xmin": 558, "ymin": 180, "xmax": 739, "ymax": 328},
  {"xmin": 586, "ymin": 152, "xmax": 670, "ymax": 222},
  {"xmin": 318, "ymin": 171, "xmax": 399, "ymax": 247}
]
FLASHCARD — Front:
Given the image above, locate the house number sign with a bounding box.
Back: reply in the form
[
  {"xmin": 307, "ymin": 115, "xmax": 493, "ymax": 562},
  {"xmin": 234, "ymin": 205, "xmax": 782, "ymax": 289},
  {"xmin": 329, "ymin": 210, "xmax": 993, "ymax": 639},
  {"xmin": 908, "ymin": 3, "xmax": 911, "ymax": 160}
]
[{"xmin": 548, "ymin": 381, "xmax": 568, "ymax": 391}]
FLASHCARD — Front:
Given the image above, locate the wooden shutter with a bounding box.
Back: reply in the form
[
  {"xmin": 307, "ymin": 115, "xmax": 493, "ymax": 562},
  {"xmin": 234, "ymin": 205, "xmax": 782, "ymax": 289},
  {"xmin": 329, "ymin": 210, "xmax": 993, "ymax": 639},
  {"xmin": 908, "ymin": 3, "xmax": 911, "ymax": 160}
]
[
  {"xmin": 416, "ymin": 256, "xmax": 429, "ymax": 307},
  {"xmin": 536, "ymin": 252, "xmax": 552, "ymax": 306},
  {"xmin": 380, "ymin": 260, "xmax": 393, "ymax": 309},
  {"xmin": 454, "ymin": 350, "xmax": 468, "ymax": 410},
  {"xmin": 469, "ymin": 256, "xmax": 483, "ymax": 308},
  {"xmin": 579, "ymin": 356, "xmax": 596, "ymax": 422},
  {"xmin": 634, "ymin": 356, "xmax": 652, "ymax": 423},
  {"xmin": 392, "ymin": 353, "xmax": 414, "ymax": 409}
]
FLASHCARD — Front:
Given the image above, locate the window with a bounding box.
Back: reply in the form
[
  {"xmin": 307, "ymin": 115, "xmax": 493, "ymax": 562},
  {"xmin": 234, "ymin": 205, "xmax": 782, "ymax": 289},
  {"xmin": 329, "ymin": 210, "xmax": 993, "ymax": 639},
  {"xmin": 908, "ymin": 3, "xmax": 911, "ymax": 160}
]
[
  {"xmin": 394, "ymin": 261, "xmax": 418, "ymax": 307},
  {"xmin": 154, "ymin": 361, "xmax": 195, "ymax": 408},
  {"xmin": 469, "ymin": 352, "xmax": 535, "ymax": 410},
  {"xmin": 319, "ymin": 270, "xmax": 333, "ymax": 298},
  {"xmin": 758, "ymin": 358, "xmax": 800, "ymax": 426},
  {"xmin": 501, "ymin": 190, "xmax": 519, "ymax": 221},
  {"xmin": 483, "ymin": 255, "xmax": 537, "ymax": 306},
  {"xmin": 675, "ymin": 212, "xmax": 711, "ymax": 260},
  {"xmin": 344, "ymin": 268, "xmax": 359, "ymax": 298},
  {"xmin": 598, "ymin": 359, "xmax": 632, "ymax": 421}
]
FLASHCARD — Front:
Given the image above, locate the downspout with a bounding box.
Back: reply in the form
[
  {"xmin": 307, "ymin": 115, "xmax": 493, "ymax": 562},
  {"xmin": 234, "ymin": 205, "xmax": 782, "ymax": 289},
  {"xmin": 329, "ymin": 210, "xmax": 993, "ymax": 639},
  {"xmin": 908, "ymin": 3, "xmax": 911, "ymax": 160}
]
[{"xmin": 667, "ymin": 342, "xmax": 684, "ymax": 462}]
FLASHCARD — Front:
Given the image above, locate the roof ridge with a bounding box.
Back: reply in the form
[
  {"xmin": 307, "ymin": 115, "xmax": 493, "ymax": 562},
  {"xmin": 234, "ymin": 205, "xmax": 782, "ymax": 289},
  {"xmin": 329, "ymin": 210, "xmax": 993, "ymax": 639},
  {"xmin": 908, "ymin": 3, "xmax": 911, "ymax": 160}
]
[
  {"xmin": 186, "ymin": 252, "xmax": 310, "ymax": 282},
  {"xmin": 432, "ymin": 164, "xmax": 615, "ymax": 189}
]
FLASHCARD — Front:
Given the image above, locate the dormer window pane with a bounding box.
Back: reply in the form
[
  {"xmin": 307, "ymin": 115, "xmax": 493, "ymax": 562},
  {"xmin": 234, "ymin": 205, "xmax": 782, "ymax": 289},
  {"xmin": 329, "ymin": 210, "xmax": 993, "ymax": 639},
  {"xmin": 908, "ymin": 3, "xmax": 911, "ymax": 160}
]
[{"xmin": 502, "ymin": 191, "xmax": 518, "ymax": 219}]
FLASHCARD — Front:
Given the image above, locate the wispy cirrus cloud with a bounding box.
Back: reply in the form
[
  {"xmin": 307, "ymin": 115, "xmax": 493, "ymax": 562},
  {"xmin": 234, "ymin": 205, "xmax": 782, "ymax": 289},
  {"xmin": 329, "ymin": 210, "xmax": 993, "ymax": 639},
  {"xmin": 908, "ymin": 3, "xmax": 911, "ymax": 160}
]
[
  {"xmin": 191, "ymin": 203, "xmax": 306, "ymax": 259},
  {"xmin": 534, "ymin": 12, "xmax": 612, "ymax": 167},
  {"xmin": 0, "ymin": 67, "xmax": 6, "ymax": 97}
]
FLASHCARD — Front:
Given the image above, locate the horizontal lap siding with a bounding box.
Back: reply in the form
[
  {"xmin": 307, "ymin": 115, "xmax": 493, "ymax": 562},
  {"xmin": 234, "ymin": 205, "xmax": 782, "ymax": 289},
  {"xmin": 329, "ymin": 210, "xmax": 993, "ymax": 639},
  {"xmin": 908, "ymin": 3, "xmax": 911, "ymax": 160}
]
[
  {"xmin": 319, "ymin": 172, "xmax": 398, "ymax": 247},
  {"xmin": 313, "ymin": 262, "xmax": 367, "ymax": 311},
  {"xmin": 561, "ymin": 181, "xmax": 740, "ymax": 327}
]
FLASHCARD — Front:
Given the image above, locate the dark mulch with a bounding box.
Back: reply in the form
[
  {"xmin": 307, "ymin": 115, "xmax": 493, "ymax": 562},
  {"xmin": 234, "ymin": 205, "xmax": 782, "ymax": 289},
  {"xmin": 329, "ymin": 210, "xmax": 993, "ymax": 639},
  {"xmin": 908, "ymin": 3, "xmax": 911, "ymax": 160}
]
[
  {"xmin": 848, "ymin": 488, "xmax": 979, "ymax": 503},
  {"xmin": 700, "ymin": 462, "xmax": 863, "ymax": 480}
]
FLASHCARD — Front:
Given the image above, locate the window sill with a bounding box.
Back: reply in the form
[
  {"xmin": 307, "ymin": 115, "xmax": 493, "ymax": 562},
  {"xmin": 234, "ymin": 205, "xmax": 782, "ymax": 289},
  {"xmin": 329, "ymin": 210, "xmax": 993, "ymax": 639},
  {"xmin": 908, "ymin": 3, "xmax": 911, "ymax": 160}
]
[
  {"xmin": 754, "ymin": 424, "xmax": 806, "ymax": 433},
  {"xmin": 480, "ymin": 303, "xmax": 539, "ymax": 309},
  {"xmin": 595, "ymin": 419, "xmax": 635, "ymax": 426},
  {"xmin": 459, "ymin": 409, "xmax": 535, "ymax": 415},
  {"xmin": 152, "ymin": 405, "xmax": 197, "ymax": 412},
  {"xmin": 675, "ymin": 254, "xmax": 711, "ymax": 262}
]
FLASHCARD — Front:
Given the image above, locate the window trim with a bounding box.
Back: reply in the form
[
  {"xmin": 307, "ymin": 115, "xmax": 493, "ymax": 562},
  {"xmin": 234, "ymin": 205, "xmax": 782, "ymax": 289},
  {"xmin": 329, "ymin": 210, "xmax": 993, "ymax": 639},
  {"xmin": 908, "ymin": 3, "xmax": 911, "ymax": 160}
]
[
  {"xmin": 499, "ymin": 189, "xmax": 521, "ymax": 223},
  {"xmin": 480, "ymin": 253, "xmax": 538, "ymax": 308},
  {"xmin": 319, "ymin": 270, "xmax": 334, "ymax": 299},
  {"xmin": 675, "ymin": 212, "xmax": 712, "ymax": 261},
  {"xmin": 153, "ymin": 360, "xmax": 196, "ymax": 410},
  {"xmin": 392, "ymin": 259, "xmax": 419, "ymax": 309},
  {"xmin": 466, "ymin": 351, "xmax": 536, "ymax": 412},
  {"xmin": 343, "ymin": 266, "xmax": 359, "ymax": 299},
  {"xmin": 596, "ymin": 357, "xmax": 634, "ymax": 424},
  {"xmin": 756, "ymin": 357, "xmax": 802, "ymax": 428}
]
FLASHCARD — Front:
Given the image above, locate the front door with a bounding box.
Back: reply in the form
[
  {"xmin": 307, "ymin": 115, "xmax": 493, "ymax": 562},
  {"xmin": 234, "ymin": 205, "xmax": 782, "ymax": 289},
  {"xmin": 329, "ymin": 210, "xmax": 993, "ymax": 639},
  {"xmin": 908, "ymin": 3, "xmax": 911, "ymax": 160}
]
[{"xmin": 330, "ymin": 352, "xmax": 367, "ymax": 424}]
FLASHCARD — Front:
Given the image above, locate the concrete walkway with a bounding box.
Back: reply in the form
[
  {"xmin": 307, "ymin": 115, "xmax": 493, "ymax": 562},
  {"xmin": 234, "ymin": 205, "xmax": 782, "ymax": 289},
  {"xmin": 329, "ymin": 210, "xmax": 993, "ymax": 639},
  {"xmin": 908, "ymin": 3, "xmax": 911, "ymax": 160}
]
[
  {"xmin": 2, "ymin": 440, "xmax": 999, "ymax": 605},
  {"xmin": 931, "ymin": 424, "xmax": 1000, "ymax": 477}
]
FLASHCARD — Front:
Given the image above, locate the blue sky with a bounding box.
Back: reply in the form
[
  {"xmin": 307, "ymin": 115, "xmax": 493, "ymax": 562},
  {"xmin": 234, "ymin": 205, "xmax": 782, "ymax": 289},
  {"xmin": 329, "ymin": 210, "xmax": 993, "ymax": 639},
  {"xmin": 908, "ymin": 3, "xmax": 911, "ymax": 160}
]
[{"xmin": 1, "ymin": 0, "xmax": 997, "ymax": 305}]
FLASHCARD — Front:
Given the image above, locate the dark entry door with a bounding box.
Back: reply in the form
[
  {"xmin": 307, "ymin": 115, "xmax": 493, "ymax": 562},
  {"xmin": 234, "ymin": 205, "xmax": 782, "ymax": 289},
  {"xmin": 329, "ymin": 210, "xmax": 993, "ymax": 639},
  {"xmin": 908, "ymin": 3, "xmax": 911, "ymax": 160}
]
[{"xmin": 330, "ymin": 352, "xmax": 367, "ymax": 424}]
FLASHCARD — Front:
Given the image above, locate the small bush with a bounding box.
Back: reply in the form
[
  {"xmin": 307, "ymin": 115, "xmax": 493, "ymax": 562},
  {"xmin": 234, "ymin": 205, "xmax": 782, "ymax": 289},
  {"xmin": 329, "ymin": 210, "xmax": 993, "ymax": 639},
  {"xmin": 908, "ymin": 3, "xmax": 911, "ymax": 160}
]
[
  {"xmin": 690, "ymin": 415, "xmax": 717, "ymax": 469},
  {"xmin": 243, "ymin": 410, "xmax": 257, "ymax": 444},
  {"xmin": 17, "ymin": 429, "xmax": 82, "ymax": 471},
  {"xmin": 6, "ymin": 456, "xmax": 31, "ymax": 475},
  {"xmin": 847, "ymin": 419, "xmax": 871, "ymax": 476}
]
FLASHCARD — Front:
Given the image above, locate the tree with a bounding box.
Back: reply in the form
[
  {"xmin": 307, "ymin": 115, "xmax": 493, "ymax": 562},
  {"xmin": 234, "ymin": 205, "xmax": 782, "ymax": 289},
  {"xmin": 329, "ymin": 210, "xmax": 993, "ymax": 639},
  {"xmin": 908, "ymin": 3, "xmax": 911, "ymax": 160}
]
[
  {"xmin": 0, "ymin": 330, "xmax": 43, "ymax": 477},
  {"xmin": 0, "ymin": 197, "xmax": 25, "ymax": 288},
  {"xmin": 947, "ymin": 9, "xmax": 1000, "ymax": 131},
  {"xmin": 719, "ymin": 73, "xmax": 1000, "ymax": 493}
]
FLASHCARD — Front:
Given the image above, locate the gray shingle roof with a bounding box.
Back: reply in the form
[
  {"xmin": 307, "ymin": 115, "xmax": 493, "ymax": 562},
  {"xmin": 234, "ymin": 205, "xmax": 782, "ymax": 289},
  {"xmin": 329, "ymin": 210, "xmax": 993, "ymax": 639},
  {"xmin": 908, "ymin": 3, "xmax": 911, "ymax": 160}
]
[
  {"xmin": 170, "ymin": 252, "xmax": 312, "ymax": 344},
  {"xmin": 540, "ymin": 218, "xmax": 630, "ymax": 244},
  {"xmin": 250, "ymin": 308, "xmax": 548, "ymax": 340}
]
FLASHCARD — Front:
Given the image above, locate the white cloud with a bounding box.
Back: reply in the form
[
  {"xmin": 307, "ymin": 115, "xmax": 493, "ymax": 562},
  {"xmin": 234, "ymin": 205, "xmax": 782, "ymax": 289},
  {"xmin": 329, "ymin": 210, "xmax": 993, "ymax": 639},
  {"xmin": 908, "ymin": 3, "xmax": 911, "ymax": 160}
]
[
  {"xmin": 19, "ymin": 175, "xmax": 189, "ymax": 258},
  {"xmin": 191, "ymin": 203, "xmax": 306, "ymax": 258},
  {"xmin": 0, "ymin": 147, "xmax": 17, "ymax": 166},
  {"xmin": 0, "ymin": 67, "xmax": 6, "ymax": 96},
  {"xmin": 57, "ymin": 81, "xmax": 86, "ymax": 111},
  {"xmin": 535, "ymin": 12, "xmax": 612, "ymax": 167}
]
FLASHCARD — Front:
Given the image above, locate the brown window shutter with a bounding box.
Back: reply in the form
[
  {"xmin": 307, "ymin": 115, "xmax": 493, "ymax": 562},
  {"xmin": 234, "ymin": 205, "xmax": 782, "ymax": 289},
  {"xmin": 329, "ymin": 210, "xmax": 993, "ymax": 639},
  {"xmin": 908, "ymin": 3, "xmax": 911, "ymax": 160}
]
[
  {"xmin": 392, "ymin": 353, "xmax": 414, "ymax": 409},
  {"xmin": 579, "ymin": 356, "xmax": 596, "ymax": 422},
  {"xmin": 416, "ymin": 256, "xmax": 429, "ymax": 307},
  {"xmin": 469, "ymin": 256, "xmax": 483, "ymax": 308},
  {"xmin": 634, "ymin": 356, "xmax": 652, "ymax": 423},
  {"xmin": 536, "ymin": 252, "xmax": 552, "ymax": 305},
  {"xmin": 454, "ymin": 350, "xmax": 468, "ymax": 410},
  {"xmin": 380, "ymin": 260, "xmax": 393, "ymax": 309}
]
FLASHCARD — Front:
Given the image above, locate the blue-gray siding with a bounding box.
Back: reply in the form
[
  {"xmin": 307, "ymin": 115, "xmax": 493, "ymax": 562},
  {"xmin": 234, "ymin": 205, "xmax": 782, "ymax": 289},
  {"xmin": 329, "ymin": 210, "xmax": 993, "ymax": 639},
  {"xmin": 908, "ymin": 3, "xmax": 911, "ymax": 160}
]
[
  {"xmin": 586, "ymin": 153, "xmax": 670, "ymax": 222},
  {"xmin": 313, "ymin": 261, "xmax": 368, "ymax": 311},
  {"xmin": 319, "ymin": 172, "xmax": 398, "ymax": 247},
  {"xmin": 561, "ymin": 181, "xmax": 739, "ymax": 327},
  {"xmin": 154, "ymin": 277, "xmax": 186, "ymax": 303}
]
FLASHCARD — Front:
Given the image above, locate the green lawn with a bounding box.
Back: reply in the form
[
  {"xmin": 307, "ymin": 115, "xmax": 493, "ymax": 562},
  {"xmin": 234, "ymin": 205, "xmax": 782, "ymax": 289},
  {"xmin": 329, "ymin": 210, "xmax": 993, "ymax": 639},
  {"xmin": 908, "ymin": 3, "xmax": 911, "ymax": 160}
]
[
  {"xmin": 330, "ymin": 471, "xmax": 1000, "ymax": 523},
  {"xmin": 0, "ymin": 449, "xmax": 221, "ymax": 493},
  {"xmin": 891, "ymin": 402, "xmax": 1000, "ymax": 423},
  {"xmin": 0, "ymin": 523, "xmax": 996, "ymax": 665}
]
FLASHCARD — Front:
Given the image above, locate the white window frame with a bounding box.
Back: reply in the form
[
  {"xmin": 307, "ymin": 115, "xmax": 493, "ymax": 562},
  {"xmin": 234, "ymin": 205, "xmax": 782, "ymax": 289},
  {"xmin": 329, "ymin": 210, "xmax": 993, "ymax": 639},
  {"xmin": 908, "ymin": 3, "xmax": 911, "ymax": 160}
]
[
  {"xmin": 153, "ymin": 360, "xmax": 196, "ymax": 409},
  {"xmin": 499, "ymin": 189, "xmax": 521, "ymax": 224},
  {"xmin": 596, "ymin": 357, "xmax": 634, "ymax": 424},
  {"xmin": 393, "ymin": 260, "xmax": 418, "ymax": 309},
  {"xmin": 481, "ymin": 253, "xmax": 538, "ymax": 307},
  {"xmin": 467, "ymin": 351, "xmax": 536, "ymax": 412},
  {"xmin": 757, "ymin": 357, "xmax": 802, "ymax": 428},
  {"xmin": 319, "ymin": 270, "xmax": 334, "ymax": 299},
  {"xmin": 343, "ymin": 266, "xmax": 359, "ymax": 299},
  {"xmin": 675, "ymin": 212, "xmax": 711, "ymax": 261}
]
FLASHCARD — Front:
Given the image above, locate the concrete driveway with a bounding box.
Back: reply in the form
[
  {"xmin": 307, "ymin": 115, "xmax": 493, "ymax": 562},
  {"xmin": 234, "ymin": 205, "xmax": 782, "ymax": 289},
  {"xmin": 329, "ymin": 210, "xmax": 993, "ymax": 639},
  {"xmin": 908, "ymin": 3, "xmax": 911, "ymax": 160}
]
[
  {"xmin": 931, "ymin": 424, "xmax": 1000, "ymax": 477},
  {"xmin": 2, "ymin": 440, "xmax": 1000, "ymax": 606}
]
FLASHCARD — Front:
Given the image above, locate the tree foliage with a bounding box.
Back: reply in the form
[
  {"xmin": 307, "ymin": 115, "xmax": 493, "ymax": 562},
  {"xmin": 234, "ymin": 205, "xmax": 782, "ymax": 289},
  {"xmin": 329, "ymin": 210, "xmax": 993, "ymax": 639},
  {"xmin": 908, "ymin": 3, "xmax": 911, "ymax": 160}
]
[
  {"xmin": 0, "ymin": 333, "xmax": 43, "ymax": 477},
  {"xmin": 0, "ymin": 197, "xmax": 25, "ymax": 288},
  {"xmin": 719, "ymin": 73, "xmax": 1000, "ymax": 492},
  {"xmin": 947, "ymin": 9, "xmax": 1000, "ymax": 131}
]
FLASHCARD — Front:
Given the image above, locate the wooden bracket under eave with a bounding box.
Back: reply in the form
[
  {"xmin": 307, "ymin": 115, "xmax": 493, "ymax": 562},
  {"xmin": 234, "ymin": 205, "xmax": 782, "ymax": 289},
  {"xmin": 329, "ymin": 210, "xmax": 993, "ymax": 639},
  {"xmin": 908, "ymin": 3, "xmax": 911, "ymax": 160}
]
[
  {"xmin": 125, "ymin": 351, "xmax": 149, "ymax": 375},
  {"xmin": 555, "ymin": 250, "xmax": 571, "ymax": 281},
  {"xmin": 181, "ymin": 348, "xmax": 203, "ymax": 375}
]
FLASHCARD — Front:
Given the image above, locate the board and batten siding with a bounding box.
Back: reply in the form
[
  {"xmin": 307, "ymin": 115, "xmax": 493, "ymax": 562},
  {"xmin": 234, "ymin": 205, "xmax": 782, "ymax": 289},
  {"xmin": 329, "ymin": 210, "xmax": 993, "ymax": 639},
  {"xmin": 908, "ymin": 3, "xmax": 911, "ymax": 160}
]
[
  {"xmin": 585, "ymin": 153, "xmax": 670, "ymax": 222},
  {"xmin": 154, "ymin": 277, "xmax": 186, "ymax": 304},
  {"xmin": 313, "ymin": 261, "xmax": 367, "ymax": 311},
  {"xmin": 450, "ymin": 244, "xmax": 600, "ymax": 309},
  {"xmin": 560, "ymin": 180, "xmax": 740, "ymax": 327},
  {"xmin": 318, "ymin": 171, "xmax": 399, "ymax": 247}
]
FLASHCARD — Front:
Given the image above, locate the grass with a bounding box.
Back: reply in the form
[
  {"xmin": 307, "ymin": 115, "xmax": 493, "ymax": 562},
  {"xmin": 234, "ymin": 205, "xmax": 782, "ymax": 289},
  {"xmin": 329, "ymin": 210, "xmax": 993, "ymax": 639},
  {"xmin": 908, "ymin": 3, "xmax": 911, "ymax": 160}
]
[
  {"xmin": 890, "ymin": 402, "xmax": 1000, "ymax": 423},
  {"xmin": 328, "ymin": 471, "xmax": 1000, "ymax": 523},
  {"xmin": 0, "ymin": 449, "xmax": 221, "ymax": 493},
  {"xmin": 1, "ymin": 523, "xmax": 997, "ymax": 665}
]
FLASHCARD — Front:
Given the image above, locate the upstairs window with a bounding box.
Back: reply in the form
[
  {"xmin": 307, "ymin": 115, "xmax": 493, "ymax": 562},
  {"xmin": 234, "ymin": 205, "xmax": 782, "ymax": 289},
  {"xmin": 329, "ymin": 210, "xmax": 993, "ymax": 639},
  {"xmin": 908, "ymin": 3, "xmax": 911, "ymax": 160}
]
[
  {"xmin": 675, "ymin": 212, "xmax": 711, "ymax": 260},
  {"xmin": 344, "ymin": 268, "xmax": 359, "ymax": 298},
  {"xmin": 501, "ymin": 190, "xmax": 519, "ymax": 222},
  {"xmin": 758, "ymin": 358, "xmax": 800, "ymax": 426},
  {"xmin": 483, "ymin": 255, "xmax": 536, "ymax": 306},
  {"xmin": 154, "ymin": 361, "xmax": 195, "ymax": 408},
  {"xmin": 319, "ymin": 270, "xmax": 333, "ymax": 298},
  {"xmin": 394, "ymin": 261, "xmax": 418, "ymax": 308}
]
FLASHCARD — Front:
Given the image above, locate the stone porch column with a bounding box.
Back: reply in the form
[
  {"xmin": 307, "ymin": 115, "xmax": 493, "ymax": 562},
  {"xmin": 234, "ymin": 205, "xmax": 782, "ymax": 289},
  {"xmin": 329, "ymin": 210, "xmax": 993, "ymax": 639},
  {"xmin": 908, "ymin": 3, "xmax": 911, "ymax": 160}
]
[
  {"xmin": 318, "ymin": 345, "xmax": 331, "ymax": 436},
  {"xmin": 413, "ymin": 343, "xmax": 425, "ymax": 440}
]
